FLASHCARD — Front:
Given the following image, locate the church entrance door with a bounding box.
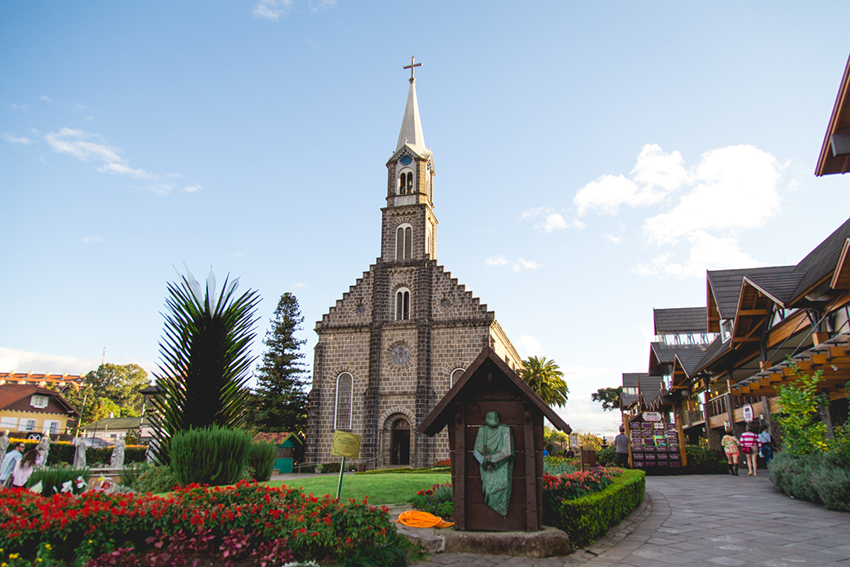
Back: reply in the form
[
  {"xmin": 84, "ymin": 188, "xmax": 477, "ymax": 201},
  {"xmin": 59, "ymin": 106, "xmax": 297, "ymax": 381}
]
[{"xmin": 391, "ymin": 418, "xmax": 410, "ymax": 465}]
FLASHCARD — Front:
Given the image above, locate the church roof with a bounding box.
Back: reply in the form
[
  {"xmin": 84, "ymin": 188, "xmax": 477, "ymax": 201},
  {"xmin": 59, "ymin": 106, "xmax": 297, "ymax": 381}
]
[{"xmin": 396, "ymin": 78, "xmax": 426, "ymax": 154}]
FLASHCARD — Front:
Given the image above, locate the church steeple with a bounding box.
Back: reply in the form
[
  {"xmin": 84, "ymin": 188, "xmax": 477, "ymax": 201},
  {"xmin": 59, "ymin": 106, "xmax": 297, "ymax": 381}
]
[
  {"xmin": 381, "ymin": 57, "xmax": 437, "ymax": 264},
  {"xmin": 396, "ymin": 57, "xmax": 426, "ymax": 152}
]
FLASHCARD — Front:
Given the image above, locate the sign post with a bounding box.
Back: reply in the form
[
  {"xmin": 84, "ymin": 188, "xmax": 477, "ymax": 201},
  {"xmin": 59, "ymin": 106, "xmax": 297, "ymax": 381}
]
[
  {"xmin": 331, "ymin": 430, "xmax": 361, "ymax": 500},
  {"xmin": 742, "ymin": 404, "xmax": 754, "ymax": 423}
]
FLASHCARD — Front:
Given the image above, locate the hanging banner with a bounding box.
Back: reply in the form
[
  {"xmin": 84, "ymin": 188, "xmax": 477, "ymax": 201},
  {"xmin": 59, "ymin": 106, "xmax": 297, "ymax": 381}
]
[
  {"xmin": 331, "ymin": 430, "xmax": 362, "ymax": 459},
  {"xmin": 742, "ymin": 404, "xmax": 754, "ymax": 423}
]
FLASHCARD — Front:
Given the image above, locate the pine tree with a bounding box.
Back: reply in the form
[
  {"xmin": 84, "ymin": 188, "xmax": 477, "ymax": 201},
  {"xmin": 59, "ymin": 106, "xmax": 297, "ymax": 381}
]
[{"xmin": 248, "ymin": 292, "xmax": 309, "ymax": 433}]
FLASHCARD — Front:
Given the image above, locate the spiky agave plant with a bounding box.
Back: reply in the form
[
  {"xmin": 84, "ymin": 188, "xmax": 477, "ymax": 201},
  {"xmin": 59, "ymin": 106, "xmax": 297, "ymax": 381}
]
[{"xmin": 149, "ymin": 267, "xmax": 261, "ymax": 463}]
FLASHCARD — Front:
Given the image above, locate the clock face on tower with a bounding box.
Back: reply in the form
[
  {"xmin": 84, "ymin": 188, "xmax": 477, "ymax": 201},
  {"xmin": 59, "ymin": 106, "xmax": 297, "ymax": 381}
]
[{"xmin": 399, "ymin": 155, "xmax": 413, "ymax": 166}]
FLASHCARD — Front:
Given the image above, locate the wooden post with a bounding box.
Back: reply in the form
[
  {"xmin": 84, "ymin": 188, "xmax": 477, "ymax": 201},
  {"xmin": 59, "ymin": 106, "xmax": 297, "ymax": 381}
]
[
  {"xmin": 454, "ymin": 407, "xmax": 466, "ymax": 530},
  {"xmin": 524, "ymin": 409, "xmax": 536, "ymax": 531},
  {"xmin": 677, "ymin": 420, "xmax": 687, "ymax": 467}
]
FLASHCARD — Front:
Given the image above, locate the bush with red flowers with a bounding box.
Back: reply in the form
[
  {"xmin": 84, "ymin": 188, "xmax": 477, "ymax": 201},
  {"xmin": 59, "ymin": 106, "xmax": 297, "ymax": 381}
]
[{"xmin": 0, "ymin": 481, "xmax": 416, "ymax": 566}]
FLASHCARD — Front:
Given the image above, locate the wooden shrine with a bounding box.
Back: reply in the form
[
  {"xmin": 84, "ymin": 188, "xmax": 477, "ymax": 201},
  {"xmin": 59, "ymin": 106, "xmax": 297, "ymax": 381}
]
[{"xmin": 418, "ymin": 347, "xmax": 571, "ymax": 532}]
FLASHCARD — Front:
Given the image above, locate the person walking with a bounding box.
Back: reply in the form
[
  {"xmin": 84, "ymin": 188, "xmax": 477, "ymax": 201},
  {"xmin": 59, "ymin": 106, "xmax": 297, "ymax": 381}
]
[
  {"xmin": 721, "ymin": 427, "xmax": 741, "ymax": 476},
  {"xmin": 0, "ymin": 442, "xmax": 26, "ymax": 487},
  {"xmin": 740, "ymin": 424, "xmax": 760, "ymax": 476},
  {"xmin": 10, "ymin": 448, "xmax": 43, "ymax": 488},
  {"xmin": 758, "ymin": 426, "xmax": 774, "ymax": 470},
  {"xmin": 614, "ymin": 425, "xmax": 630, "ymax": 468}
]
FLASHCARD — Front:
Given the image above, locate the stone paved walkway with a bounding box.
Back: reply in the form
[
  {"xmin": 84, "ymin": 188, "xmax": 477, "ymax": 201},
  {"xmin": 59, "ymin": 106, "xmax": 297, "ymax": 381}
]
[{"xmin": 411, "ymin": 473, "xmax": 850, "ymax": 566}]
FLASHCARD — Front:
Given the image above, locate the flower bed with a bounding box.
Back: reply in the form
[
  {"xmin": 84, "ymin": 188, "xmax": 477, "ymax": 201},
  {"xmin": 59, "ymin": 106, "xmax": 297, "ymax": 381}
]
[
  {"xmin": 0, "ymin": 481, "xmax": 416, "ymax": 566},
  {"xmin": 543, "ymin": 468, "xmax": 645, "ymax": 549},
  {"xmin": 409, "ymin": 483, "xmax": 452, "ymax": 520}
]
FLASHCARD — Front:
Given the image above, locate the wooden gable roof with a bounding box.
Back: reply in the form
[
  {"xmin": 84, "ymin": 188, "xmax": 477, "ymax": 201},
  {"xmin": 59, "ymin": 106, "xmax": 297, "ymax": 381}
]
[
  {"xmin": 418, "ymin": 347, "xmax": 570, "ymax": 437},
  {"xmin": 0, "ymin": 384, "xmax": 80, "ymax": 417},
  {"xmin": 653, "ymin": 307, "xmax": 706, "ymax": 335},
  {"xmin": 816, "ymin": 53, "xmax": 850, "ymax": 176}
]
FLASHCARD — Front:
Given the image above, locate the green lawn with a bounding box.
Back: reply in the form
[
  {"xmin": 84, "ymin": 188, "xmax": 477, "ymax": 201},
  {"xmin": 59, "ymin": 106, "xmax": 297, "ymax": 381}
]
[{"xmin": 266, "ymin": 473, "xmax": 451, "ymax": 505}]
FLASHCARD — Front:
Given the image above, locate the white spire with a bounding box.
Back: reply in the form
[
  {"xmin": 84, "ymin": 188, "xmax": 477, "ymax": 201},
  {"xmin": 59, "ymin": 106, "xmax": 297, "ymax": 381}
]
[{"xmin": 396, "ymin": 58, "xmax": 426, "ymax": 152}]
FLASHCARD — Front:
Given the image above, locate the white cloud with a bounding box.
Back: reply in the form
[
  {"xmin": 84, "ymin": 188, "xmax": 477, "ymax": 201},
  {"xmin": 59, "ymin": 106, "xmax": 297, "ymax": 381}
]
[
  {"xmin": 82, "ymin": 235, "xmax": 102, "ymax": 244},
  {"xmin": 2, "ymin": 133, "xmax": 32, "ymax": 145},
  {"xmin": 635, "ymin": 230, "xmax": 763, "ymax": 278},
  {"xmin": 83, "ymin": 115, "xmax": 94, "ymax": 121},
  {"xmin": 515, "ymin": 335, "xmax": 543, "ymax": 357},
  {"xmin": 520, "ymin": 207, "xmax": 583, "ymax": 232},
  {"xmin": 253, "ymin": 0, "xmax": 293, "ymax": 19},
  {"xmin": 10, "ymin": 104, "xmax": 29, "ymax": 110},
  {"xmin": 183, "ymin": 184, "xmax": 202, "ymax": 193},
  {"xmin": 292, "ymin": 282, "xmax": 307, "ymax": 288},
  {"xmin": 45, "ymin": 128, "xmax": 199, "ymax": 194},
  {"xmin": 0, "ymin": 347, "xmax": 158, "ymax": 377},
  {"xmin": 97, "ymin": 162, "xmax": 152, "ymax": 179},
  {"xmin": 575, "ymin": 144, "xmax": 686, "ymax": 216},
  {"xmin": 486, "ymin": 255, "xmax": 509, "ymax": 266},
  {"xmin": 513, "ymin": 258, "xmax": 542, "ymax": 272},
  {"xmin": 308, "ymin": 0, "xmax": 335, "ymax": 10},
  {"xmin": 643, "ymin": 145, "xmax": 781, "ymax": 244},
  {"xmin": 602, "ymin": 233, "xmax": 621, "ymax": 244},
  {"xmin": 40, "ymin": 96, "xmax": 55, "ymax": 103}
]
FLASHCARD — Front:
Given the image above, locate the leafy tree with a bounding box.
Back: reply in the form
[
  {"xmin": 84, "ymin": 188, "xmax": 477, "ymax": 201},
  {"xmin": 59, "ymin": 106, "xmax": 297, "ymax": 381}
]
[
  {"xmin": 246, "ymin": 292, "xmax": 309, "ymax": 434},
  {"xmin": 578, "ymin": 432, "xmax": 603, "ymax": 451},
  {"xmin": 591, "ymin": 386, "xmax": 623, "ymax": 411},
  {"xmin": 544, "ymin": 425, "xmax": 569, "ymax": 452},
  {"xmin": 149, "ymin": 268, "xmax": 261, "ymax": 463},
  {"xmin": 519, "ymin": 356, "xmax": 569, "ymax": 408},
  {"xmin": 58, "ymin": 363, "xmax": 150, "ymax": 425},
  {"xmin": 774, "ymin": 363, "xmax": 830, "ymax": 456}
]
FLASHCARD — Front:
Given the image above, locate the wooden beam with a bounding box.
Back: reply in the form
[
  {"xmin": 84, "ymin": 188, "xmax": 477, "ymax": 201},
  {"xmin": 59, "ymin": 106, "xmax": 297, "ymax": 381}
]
[
  {"xmin": 740, "ymin": 384, "xmax": 752, "ymax": 394},
  {"xmin": 769, "ymin": 372, "xmax": 783, "ymax": 383},
  {"xmin": 758, "ymin": 377, "xmax": 771, "ymax": 388},
  {"xmin": 737, "ymin": 309, "xmax": 769, "ymax": 316},
  {"xmin": 732, "ymin": 337, "xmax": 761, "ymax": 344}
]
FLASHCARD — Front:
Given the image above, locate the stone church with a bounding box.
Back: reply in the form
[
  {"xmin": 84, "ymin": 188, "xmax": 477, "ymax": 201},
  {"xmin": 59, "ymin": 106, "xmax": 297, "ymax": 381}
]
[{"xmin": 305, "ymin": 63, "xmax": 521, "ymax": 469}]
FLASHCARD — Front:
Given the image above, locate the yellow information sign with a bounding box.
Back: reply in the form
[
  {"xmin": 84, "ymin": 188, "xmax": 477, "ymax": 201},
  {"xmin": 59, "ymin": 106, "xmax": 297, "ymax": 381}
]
[{"xmin": 331, "ymin": 430, "xmax": 362, "ymax": 459}]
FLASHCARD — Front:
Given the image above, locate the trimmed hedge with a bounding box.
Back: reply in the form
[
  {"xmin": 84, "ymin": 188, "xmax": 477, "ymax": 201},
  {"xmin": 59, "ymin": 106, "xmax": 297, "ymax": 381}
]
[{"xmin": 544, "ymin": 469, "xmax": 645, "ymax": 549}]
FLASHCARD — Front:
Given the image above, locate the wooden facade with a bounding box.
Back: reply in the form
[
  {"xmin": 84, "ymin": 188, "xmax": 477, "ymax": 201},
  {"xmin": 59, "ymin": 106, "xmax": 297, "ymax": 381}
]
[
  {"xmin": 419, "ymin": 347, "xmax": 570, "ymax": 532},
  {"xmin": 622, "ymin": 218, "xmax": 850, "ymax": 448}
]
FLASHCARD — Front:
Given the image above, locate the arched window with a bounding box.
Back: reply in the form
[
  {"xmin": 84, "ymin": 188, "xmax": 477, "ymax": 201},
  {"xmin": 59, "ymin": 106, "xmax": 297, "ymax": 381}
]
[
  {"xmin": 425, "ymin": 225, "xmax": 432, "ymax": 257},
  {"xmin": 395, "ymin": 288, "xmax": 410, "ymax": 320},
  {"xmin": 450, "ymin": 368, "xmax": 465, "ymax": 388},
  {"xmin": 395, "ymin": 224, "xmax": 412, "ymax": 260},
  {"xmin": 334, "ymin": 373, "xmax": 353, "ymax": 430},
  {"xmin": 398, "ymin": 171, "xmax": 414, "ymax": 195}
]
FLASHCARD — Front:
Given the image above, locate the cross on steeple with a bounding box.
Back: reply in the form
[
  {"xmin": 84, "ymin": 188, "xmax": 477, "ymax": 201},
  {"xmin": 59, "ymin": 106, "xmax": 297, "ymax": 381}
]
[{"xmin": 403, "ymin": 56, "xmax": 422, "ymax": 82}]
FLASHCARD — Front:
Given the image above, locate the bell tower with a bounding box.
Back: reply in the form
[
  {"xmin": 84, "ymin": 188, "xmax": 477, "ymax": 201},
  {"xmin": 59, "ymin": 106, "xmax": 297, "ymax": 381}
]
[{"xmin": 381, "ymin": 57, "xmax": 438, "ymax": 264}]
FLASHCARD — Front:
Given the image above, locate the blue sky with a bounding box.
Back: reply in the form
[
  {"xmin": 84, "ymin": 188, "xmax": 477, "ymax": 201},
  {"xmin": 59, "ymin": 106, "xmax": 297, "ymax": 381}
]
[{"xmin": 2, "ymin": 1, "xmax": 849, "ymax": 436}]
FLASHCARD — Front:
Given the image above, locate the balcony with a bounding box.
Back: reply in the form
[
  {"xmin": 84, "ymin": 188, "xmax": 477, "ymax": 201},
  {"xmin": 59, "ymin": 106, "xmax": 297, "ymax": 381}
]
[{"xmin": 706, "ymin": 392, "xmax": 762, "ymax": 429}]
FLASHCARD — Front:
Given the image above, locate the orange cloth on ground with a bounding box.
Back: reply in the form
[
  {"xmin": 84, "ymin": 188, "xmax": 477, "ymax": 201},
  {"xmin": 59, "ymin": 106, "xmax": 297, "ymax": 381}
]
[{"xmin": 396, "ymin": 510, "xmax": 455, "ymax": 529}]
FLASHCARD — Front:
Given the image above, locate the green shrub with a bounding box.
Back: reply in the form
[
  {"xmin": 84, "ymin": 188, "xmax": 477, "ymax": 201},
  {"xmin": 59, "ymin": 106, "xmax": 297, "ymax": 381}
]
[
  {"xmin": 131, "ymin": 464, "xmax": 180, "ymax": 493},
  {"xmin": 546, "ymin": 469, "xmax": 645, "ymax": 548},
  {"xmin": 597, "ymin": 446, "xmax": 615, "ymax": 466},
  {"xmin": 684, "ymin": 445, "xmax": 727, "ymax": 473},
  {"xmin": 357, "ymin": 466, "xmax": 450, "ymax": 475},
  {"xmin": 45, "ymin": 443, "xmax": 75, "ymax": 466},
  {"xmin": 770, "ymin": 448, "xmax": 850, "ymax": 511},
  {"xmin": 409, "ymin": 482, "xmax": 453, "ymax": 519},
  {"xmin": 28, "ymin": 466, "xmax": 90, "ymax": 495},
  {"xmin": 247, "ymin": 442, "xmax": 277, "ymax": 482},
  {"xmin": 170, "ymin": 425, "xmax": 252, "ymax": 486},
  {"xmin": 121, "ymin": 461, "xmax": 150, "ymax": 486},
  {"xmin": 543, "ymin": 456, "xmax": 579, "ymax": 475}
]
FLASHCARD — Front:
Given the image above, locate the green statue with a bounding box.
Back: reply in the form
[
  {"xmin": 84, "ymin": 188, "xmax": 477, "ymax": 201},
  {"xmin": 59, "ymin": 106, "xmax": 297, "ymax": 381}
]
[{"xmin": 473, "ymin": 411, "xmax": 515, "ymax": 517}]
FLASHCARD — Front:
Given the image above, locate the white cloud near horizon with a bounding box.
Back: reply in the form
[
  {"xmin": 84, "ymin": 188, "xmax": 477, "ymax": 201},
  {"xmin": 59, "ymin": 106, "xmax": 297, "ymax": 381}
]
[
  {"xmin": 0, "ymin": 347, "xmax": 158, "ymax": 377},
  {"xmin": 82, "ymin": 235, "xmax": 102, "ymax": 244},
  {"xmin": 515, "ymin": 335, "xmax": 543, "ymax": 357},
  {"xmin": 486, "ymin": 255, "xmax": 509, "ymax": 266},
  {"xmin": 635, "ymin": 230, "xmax": 763, "ymax": 278}
]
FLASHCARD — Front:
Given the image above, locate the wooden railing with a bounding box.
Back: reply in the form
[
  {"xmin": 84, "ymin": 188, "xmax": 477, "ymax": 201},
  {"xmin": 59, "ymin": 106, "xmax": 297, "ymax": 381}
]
[{"xmin": 706, "ymin": 393, "xmax": 760, "ymax": 418}]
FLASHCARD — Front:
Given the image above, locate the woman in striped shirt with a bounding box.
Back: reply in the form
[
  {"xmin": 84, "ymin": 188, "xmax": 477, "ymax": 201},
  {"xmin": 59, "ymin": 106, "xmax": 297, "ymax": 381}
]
[{"xmin": 739, "ymin": 424, "xmax": 760, "ymax": 477}]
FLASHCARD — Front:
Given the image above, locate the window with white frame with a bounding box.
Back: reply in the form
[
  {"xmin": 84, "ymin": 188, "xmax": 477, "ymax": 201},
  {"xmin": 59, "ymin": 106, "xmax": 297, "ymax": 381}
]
[
  {"xmin": 395, "ymin": 224, "xmax": 412, "ymax": 260},
  {"xmin": 395, "ymin": 288, "xmax": 411, "ymax": 320},
  {"xmin": 398, "ymin": 170, "xmax": 414, "ymax": 194},
  {"xmin": 21, "ymin": 419, "xmax": 37, "ymax": 432},
  {"xmin": 450, "ymin": 368, "xmax": 465, "ymax": 388},
  {"xmin": 30, "ymin": 395, "xmax": 49, "ymax": 409},
  {"xmin": 42, "ymin": 420, "xmax": 60, "ymax": 435},
  {"xmin": 0, "ymin": 417, "xmax": 18, "ymax": 429},
  {"xmin": 334, "ymin": 373, "xmax": 353, "ymax": 430}
]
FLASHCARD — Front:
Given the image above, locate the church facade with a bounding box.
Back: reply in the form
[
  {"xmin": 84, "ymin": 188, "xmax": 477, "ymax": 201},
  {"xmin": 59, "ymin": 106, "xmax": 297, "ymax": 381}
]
[{"xmin": 305, "ymin": 65, "xmax": 521, "ymax": 469}]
